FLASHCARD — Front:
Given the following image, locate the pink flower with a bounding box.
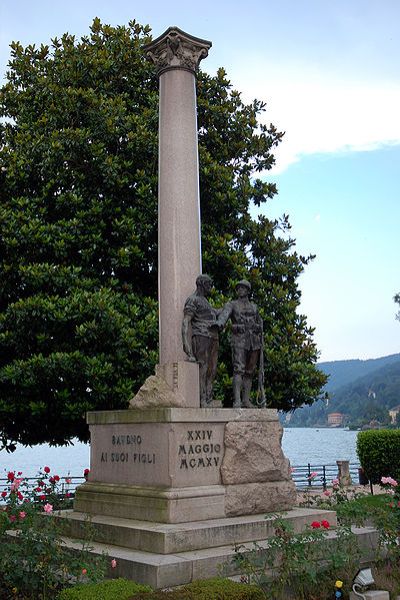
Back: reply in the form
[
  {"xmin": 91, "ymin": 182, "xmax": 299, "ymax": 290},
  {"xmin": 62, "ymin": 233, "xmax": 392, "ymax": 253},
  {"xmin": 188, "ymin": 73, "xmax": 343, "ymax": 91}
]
[
  {"xmin": 323, "ymin": 490, "xmax": 332, "ymax": 497},
  {"xmin": 65, "ymin": 492, "xmax": 71, "ymax": 498},
  {"xmin": 332, "ymin": 478, "xmax": 339, "ymax": 487},
  {"xmin": 381, "ymin": 476, "xmax": 398, "ymax": 487},
  {"xmin": 311, "ymin": 521, "xmax": 321, "ymax": 529},
  {"xmin": 321, "ymin": 520, "xmax": 330, "ymax": 529},
  {"xmin": 111, "ymin": 559, "xmax": 117, "ymax": 569},
  {"xmin": 308, "ymin": 471, "xmax": 318, "ymax": 480},
  {"xmin": 9, "ymin": 515, "xmax": 16, "ymax": 522},
  {"xmin": 19, "ymin": 511, "xmax": 26, "ymax": 520},
  {"xmin": 43, "ymin": 466, "xmax": 50, "ymax": 474},
  {"xmin": 43, "ymin": 503, "xmax": 53, "ymax": 514},
  {"xmin": 82, "ymin": 568, "xmax": 87, "ymax": 575},
  {"xmin": 65, "ymin": 478, "xmax": 72, "ymax": 484},
  {"xmin": 10, "ymin": 478, "xmax": 22, "ymax": 492}
]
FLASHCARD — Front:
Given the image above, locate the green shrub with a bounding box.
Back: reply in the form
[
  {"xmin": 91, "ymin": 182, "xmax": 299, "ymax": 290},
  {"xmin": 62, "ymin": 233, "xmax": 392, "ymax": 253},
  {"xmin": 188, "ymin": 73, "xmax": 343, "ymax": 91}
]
[
  {"xmin": 186, "ymin": 578, "xmax": 264, "ymax": 599},
  {"xmin": 57, "ymin": 578, "xmax": 152, "ymax": 600},
  {"xmin": 357, "ymin": 430, "xmax": 400, "ymax": 483},
  {"xmin": 130, "ymin": 577, "xmax": 264, "ymax": 599}
]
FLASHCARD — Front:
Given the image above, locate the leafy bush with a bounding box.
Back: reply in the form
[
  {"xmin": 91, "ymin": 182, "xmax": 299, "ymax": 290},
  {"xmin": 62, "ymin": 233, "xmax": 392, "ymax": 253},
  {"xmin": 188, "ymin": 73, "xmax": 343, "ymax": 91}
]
[
  {"xmin": 130, "ymin": 577, "xmax": 264, "ymax": 599},
  {"xmin": 357, "ymin": 429, "xmax": 400, "ymax": 483},
  {"xmin": 227, "ymin": 518, "xmax": 360, "ymax": 600},
  {"xmin": 57, "ymin": 578, "xmax": 152, "ymax": 599},
  {"xmin": 0, "ymin": 467, "xmax": 107, "ymax": 599}
]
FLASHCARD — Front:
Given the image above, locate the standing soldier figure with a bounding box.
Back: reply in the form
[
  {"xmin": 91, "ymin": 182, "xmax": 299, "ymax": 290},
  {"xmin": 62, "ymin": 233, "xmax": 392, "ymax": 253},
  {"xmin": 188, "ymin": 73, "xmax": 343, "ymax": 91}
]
[
  {"xmin": 218, "ymin": 280, "xmax": 263, "ymax": 408},
  {"xmin": 182, "ymin": 274, "xmax": 219, "ymax": 407}
]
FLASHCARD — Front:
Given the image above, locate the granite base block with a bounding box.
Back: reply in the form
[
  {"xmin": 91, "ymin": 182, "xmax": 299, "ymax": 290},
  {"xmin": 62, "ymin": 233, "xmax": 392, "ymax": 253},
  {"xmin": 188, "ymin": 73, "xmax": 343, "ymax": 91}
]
[
  {"xmin": 74, "ymin": 482, "xmax": 226, "ymax": 523},
  {"xmin": 59, "ymin": 514, "xmax": 378, "ymax": 589},
  {"xmin": 80, "ymin": 408, "xmax": 296, "ymax": 522},
  {"xmin": 59, "ymin": 507, "xmax": 337, "ymax": 554}
]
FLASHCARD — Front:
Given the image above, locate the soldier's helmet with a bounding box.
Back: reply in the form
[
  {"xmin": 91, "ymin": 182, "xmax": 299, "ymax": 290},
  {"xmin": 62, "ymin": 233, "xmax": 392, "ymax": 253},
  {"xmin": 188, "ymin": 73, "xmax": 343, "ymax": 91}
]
[{"xmin": 235, "ymin": 279, "xmax": 251, "ymax": 291}]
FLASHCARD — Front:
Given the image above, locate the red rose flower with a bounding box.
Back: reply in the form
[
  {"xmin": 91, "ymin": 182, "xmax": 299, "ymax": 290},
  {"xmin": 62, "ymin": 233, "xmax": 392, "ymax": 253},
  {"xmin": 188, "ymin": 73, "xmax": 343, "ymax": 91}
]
[
  {"xmin": 311, "ymin": 521, "xmax": 321, "ymax": 529},
  {"xmin": 53, "ymin": 475, "xmax": 60, "ymax": 482},
  {"xmin": 39, "ymin": 494, "xmax": 46, "ymax": 501},
  {"xmin": 7, "ymin": 471, "xmax": 15, "ymax": 482},
  {"xmin": 321, "ymin": 520, "xmax": 330, "ymax": 529},
  {"xmin": 1, "ymin": 491, "xmax": 7, "ymax": 498},
  {"xmin": 43, "ymin": 466, "xmax": 50, "ymax": 474},
  {"xmin": 49, "ymin": 477, "xmax": 55, "ymax": 484},
  {"xmin": 17, "ymin": 491, "xmax": 23, "ymax": 501}
]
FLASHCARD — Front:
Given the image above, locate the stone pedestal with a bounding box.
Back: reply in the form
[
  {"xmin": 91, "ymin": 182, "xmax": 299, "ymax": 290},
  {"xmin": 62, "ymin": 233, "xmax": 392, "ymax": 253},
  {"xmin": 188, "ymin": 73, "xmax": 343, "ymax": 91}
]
[
  {"xmin": 74, "ymin": 408, "xmax": 296, "ymax": 523},
  {"xmin": 67, "ymin": 408, "xmax": 346, "ymax": 587}
]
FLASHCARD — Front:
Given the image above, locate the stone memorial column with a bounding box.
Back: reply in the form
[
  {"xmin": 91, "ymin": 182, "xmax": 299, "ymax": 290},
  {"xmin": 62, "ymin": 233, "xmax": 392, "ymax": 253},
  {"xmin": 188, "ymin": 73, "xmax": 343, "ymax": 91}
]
[{"xmin": 144, "ymin": 28, "xmax": 212, "ymax": 404}]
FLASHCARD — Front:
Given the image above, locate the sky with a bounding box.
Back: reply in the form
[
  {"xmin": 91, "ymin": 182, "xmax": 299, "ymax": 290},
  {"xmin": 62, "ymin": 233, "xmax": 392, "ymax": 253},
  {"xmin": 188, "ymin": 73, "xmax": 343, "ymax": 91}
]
[{"xmin": 1, "ymin": 0, "xmax": 399, "ymax": 362}]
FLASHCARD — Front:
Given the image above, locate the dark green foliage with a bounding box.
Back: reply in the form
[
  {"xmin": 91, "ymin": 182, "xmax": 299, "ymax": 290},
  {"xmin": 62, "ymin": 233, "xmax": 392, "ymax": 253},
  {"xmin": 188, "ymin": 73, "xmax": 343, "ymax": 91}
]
[
  {"xmin": 130, "ymin": 577, "xmax": 264, "ymax": 599},
  {"xmin": 357, "ymin": 429, "xmax": 400, "ymax": 483},
  {"xmin": 0, "ymin": 18, "xmax": 326, "ymax": 448},
  {"xmin": 56, "ymin": 578, "xmax": 152, "ymax": 600}
]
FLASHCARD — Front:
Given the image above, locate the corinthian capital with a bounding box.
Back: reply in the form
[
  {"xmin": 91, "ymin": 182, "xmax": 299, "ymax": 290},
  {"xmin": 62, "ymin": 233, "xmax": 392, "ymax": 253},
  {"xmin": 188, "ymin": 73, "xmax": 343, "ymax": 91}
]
[{"xmin": 144, "ymin": 26, "xmax": 212, "ymax": 76}]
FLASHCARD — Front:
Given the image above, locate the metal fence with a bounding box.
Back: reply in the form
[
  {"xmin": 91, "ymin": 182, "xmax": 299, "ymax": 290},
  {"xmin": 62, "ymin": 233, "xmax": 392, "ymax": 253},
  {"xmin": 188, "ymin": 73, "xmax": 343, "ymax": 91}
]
[
  {"xmin": 0, "ymin": 476, "xmax": 85, "ymax": 502},
  {"xmin": 291, "ymin": 462, "xmax": 361, "ymax": 489},
  {"xmin": 0, "ymin": 463, "xmax": 363, "ymax": 500}
]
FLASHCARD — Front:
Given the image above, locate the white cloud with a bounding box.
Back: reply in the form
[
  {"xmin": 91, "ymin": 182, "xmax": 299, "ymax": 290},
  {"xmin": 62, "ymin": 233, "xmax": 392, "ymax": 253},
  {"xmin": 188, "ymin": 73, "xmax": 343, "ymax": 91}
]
[{"xmin": 238, "ymin": 66, "xmax": 400, "ymax": 173}]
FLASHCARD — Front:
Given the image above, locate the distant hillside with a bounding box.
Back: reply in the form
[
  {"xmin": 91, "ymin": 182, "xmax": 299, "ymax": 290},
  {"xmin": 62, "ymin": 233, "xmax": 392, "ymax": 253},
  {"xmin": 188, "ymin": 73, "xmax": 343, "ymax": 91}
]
[
  {"xmin": 319, "ymin": 353, "xmax": 400, "ymax": 393},
  {"xmin": 288, "ymin": 353, "xmax": 400, "ymax": 427},
  {"xmin": 328, "ymin": 360, "xmax": 400, "ymax": 419}
]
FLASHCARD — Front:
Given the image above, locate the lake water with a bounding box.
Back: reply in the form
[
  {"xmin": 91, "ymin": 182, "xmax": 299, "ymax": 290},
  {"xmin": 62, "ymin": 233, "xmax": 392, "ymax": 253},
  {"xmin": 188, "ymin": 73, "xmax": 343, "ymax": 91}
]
[{"xmin": 0, "ymin": 427, "xmax": 359, "ymax": 479}]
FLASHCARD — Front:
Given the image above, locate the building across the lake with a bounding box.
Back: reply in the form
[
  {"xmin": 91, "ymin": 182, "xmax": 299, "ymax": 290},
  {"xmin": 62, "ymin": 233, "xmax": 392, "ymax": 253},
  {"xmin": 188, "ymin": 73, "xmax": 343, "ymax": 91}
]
[
  {"xmin": 389, "ymin": 405, "xmax": 400, "ymax": 424},
  {"xmin": 327, "ymin": 412, "xmax": 344, "ymax": 427}
]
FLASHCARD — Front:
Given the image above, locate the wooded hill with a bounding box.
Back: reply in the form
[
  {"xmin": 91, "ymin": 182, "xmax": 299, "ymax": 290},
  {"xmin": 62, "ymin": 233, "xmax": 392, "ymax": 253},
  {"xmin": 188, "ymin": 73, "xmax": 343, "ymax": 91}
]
[{"xmin": 288, "ymin": 353, "xmax": 400, "ymax": 427}]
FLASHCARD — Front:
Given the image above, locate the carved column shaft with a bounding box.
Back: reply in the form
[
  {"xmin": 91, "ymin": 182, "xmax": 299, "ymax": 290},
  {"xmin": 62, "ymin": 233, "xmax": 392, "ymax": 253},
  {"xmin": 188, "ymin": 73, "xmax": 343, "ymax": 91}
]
[{"xmin": 145, "ymin": 28, "xmax": 212, "ymax": 367}]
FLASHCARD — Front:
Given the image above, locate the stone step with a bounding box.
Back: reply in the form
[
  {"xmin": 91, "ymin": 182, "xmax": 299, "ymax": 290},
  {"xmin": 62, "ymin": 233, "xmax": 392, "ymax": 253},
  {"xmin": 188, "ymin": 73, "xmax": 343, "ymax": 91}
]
[
  {"xmin": 56, "ymin": 507, "xmax": 337, "ymax": 554},
  {"xmin": 61, "ymin": 525, "xmax": 379, "ymax": 590}
]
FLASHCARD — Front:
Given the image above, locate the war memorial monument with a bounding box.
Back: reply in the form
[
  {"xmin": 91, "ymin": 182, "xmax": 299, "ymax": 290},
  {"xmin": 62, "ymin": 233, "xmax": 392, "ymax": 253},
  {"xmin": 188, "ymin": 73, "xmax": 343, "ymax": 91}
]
[{"xmin": 65, "ymin": 26, "xmax": 336, "ymax": 588}]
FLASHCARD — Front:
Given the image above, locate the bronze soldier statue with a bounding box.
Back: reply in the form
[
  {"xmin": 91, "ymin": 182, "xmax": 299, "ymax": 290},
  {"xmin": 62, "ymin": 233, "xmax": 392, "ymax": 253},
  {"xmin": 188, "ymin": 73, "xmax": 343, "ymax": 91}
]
[
  {"xmin": 218, "ymin": 279, "xmax": 263, "ymax": 408},
  {"xmin": 182, "ymin": 274, "xmax": 219, "ymax": 407}
]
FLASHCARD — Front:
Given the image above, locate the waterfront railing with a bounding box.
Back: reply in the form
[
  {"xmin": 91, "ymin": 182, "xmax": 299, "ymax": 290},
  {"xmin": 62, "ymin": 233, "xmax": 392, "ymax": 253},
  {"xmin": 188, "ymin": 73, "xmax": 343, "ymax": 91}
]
[
  {"xmin": 0, "ymin": 476, "xmax": 85, "ymax": 501},
  {"xmin": 291, "ymin": 462, "xmax": 361, "ymax": 489},
  {"xmin": 0, "ymin": 463, "xmax": 363, "ymax": 499}
]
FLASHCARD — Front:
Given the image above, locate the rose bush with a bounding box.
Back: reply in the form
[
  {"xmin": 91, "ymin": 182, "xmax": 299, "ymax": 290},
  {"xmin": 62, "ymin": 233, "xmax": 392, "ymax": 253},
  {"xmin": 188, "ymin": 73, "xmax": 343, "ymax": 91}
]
[{"xmin": 0, "ymin": 466, "xmax": 106, "ymax": 600}]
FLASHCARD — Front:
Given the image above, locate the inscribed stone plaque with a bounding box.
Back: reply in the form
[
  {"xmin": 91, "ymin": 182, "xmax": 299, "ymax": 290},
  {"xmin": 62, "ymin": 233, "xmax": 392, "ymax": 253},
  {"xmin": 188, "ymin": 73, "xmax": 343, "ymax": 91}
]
[{"xmin": 89, "ymin": 422, "xmax": 224, "ymax": 487}]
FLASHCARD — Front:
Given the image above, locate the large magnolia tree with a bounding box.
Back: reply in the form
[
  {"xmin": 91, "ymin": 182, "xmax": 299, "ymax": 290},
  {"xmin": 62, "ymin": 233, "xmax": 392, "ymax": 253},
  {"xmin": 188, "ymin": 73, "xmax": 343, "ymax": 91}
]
[{"xmin": 0, "ymin": 19, "xmax": 327, "ymax": 449}]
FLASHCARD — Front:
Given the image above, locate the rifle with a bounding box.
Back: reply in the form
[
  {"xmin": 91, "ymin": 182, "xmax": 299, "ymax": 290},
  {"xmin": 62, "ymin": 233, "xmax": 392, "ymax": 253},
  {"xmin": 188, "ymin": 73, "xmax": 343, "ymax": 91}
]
[{"xmin": 256, "ymin": 332, "xmax": 266, "ymax": 408}]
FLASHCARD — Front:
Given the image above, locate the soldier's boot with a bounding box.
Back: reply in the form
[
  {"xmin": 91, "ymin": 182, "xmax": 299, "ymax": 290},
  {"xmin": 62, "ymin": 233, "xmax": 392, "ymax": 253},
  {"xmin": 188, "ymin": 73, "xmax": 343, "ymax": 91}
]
[
  {"xmin": 242, "ymin": 375, "xmax": 253, "ymax": 408},
  {"xmin": 232, "ymin": 374, "xmax": 242, "ymax": 408}
]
